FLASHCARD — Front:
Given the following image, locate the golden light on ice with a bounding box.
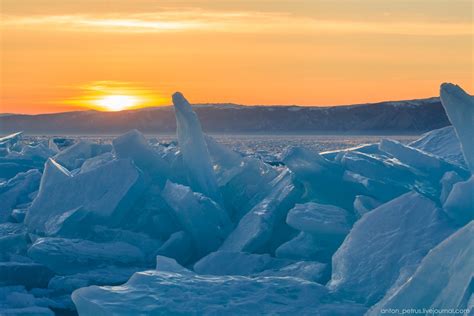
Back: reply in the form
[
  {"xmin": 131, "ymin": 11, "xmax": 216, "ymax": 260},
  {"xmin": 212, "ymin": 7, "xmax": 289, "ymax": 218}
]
[{"xmin": 95, "ymin": 95, "xmax": 139, "ymax": 111}]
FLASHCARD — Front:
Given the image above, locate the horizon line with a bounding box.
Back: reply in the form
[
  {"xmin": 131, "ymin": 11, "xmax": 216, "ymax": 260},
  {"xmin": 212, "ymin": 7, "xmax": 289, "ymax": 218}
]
[{"xmin": 1, "ymin": 95, "xmax": 440, "ymax": 116}]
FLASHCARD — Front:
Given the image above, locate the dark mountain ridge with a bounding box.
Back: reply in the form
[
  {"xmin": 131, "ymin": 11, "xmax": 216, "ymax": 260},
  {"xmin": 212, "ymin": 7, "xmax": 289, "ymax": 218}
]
[{"xmin": 0, "ymin": 97, "xmax": 450, "ymax": 135}]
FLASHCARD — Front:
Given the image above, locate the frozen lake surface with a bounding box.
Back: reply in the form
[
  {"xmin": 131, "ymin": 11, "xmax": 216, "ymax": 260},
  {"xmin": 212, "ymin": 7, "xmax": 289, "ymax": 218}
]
[{"xmin": 27, "ymin": 134, "xmax": 420, "ymax": 162}]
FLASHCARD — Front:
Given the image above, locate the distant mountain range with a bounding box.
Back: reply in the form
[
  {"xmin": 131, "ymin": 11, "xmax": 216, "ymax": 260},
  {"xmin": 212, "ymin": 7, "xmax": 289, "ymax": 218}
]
[{"xmin": 0, "ymin": 97, "xmax": 450, "ymax": 135}]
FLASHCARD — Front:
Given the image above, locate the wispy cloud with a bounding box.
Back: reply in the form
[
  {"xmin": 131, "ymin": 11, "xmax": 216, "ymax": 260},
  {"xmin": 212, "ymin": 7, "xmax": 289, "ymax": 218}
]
[{"xmin": 2, "ymin": 10, "xmax": 472, "ymax": 36}]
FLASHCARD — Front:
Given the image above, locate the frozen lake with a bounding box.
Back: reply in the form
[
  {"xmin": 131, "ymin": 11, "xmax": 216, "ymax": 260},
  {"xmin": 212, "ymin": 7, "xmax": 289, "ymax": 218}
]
[{"xmin": 27, "ymin": 134, "xmax": 420, "ymax": 156}]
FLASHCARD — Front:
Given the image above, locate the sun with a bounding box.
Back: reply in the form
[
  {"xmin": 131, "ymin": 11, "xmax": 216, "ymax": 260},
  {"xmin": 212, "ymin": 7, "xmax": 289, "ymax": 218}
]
[{"xmin": 95, "ymin": 95, "xmax": 139, "ymax": 111}]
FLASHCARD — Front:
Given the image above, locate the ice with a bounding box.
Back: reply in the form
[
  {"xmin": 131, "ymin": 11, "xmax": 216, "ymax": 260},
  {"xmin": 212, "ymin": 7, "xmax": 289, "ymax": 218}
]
[
  {"xmin": 193, "ymin": 251, "xmax": 291, "ymax": 275},
  {"xmin": 205, "ymin": 135, "xmax": 281, "ymax": 220},
  {"xmin": 379, "ymin": 138, "xmax": 448, "ymax": 174},
  {"xmin": 328, "ymin": 191, "xmax": 455, "ymax": 305},
  {"xmin": 340, "ymin": 151, "xmax": 414, "ymax": 201},
  {"xmin": 195, "ymin": 250, "xmax": 329, "ymax": 283},
  {"xmin": 0, "ymin": 286, "xmax": 54, "ymax": 316},
  {"xmin": 220, "ymin": 169, "xmax": 302, "ymax": 253},
  {"xmin": 286, "ymin": 202, "xmax": 351, "ymax": 236},
  {"xmin": 53, "ymin": 140, "xmax": 112, "ymax": 170},
  {"xmin": 39, "ymin": 158, "xmax": 71, "ymax": 192},
  {"xmin": 0, "ymin": 223, "xmax": 28, "ymax": 260},
  {"xmin": 369, "ymin": 221, "xmax": 474, "ymax": 314},
  {"xmin": 343, "ymin": 170, "xmax": 407, "ymax": 203},
  {"xmin": 410, "ymin": 126, "xmax": 466, "ymax": 167},
  {"xmin": 79, "ymin": 152, "xmax": 113, "ymax": 173},
  {"xmin": 443, "ymin": 176, "xmax": 474, "ymax": 225},
  {"xmin": 156, "ymin": 231, "xmax": 194, "ymax": 265},
  {"xmin": 0, "ymin": 169, "xmax": 41, "ymax": 223},
  {"xmin": 48, "ymin": 267, "xmax": 139, "ymax": 293},
  {"xmin": 282, "ymin": 147, "xmax": 355, "ymax": 209},
  {"xmin": 282, "ymin": 202, "xmax": 351, "ymax": 263},
  {"xmin": 0, "ymin": 262, "xmax": 54, "ymax": 289},
  {"xmin": 219, "ymin": 157, "xmax": 279, "ymax": 221},
  {"xmin": 172, "ymin": 92, "xmax": 222, "ymax": 203},
  {"xmin": 27, "ymin": 237, "xmax": 145, "ymax": 274},
  {"xmin": 259, "ymin": 261, "xmax": 329, "ymax": 284},
  {"xmin": 108, "ymin": 183, "xmax": 180, "ymax": 241},
  {"xmin": 205, "ymin": 135, "xmax": 243, "ymax": 175},
  {"xmin": 161, "ymin": 181, "xmax": 232, "ymax": 258},
  {"xmin": 88, "ymin": 226, "xmax": 163, "ymax": 262},
  {"xmin": 72, "ymin": 256, "xmax": 346, "ymax": 315},
  {"xmin": 439, "ymin": 171, "xmax": 463, "ymax": 204},
  {"xmin": 440, "ymin": 83, "xmax": 474, "ymax": 171},
  {"xmin": 25, "ymin": 159, "xmax": 145, "ymax": 235},
  {"xmin": 47, "ymin": 138, "xmax": 60, "ymax": 153},
  {"xmin": 112, "ymin": 129, "xmax": 170, "ymax": 184},
  {"xmin": 0, "ymin": 132, "xmax": 23, "ymax": 149},
  {"xmin": 353, "ymin": 195, "xmax": 381, "ymax": 217},
  {"xmin": 7, "ymin": 143, "xmax": 56, "ymax": 162}
]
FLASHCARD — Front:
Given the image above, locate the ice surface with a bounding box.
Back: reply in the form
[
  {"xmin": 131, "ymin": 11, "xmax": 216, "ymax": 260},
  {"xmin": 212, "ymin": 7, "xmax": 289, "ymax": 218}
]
[
  {"xmin": 286, "ymin": 202, "xmax": 350, "ymax": 236},
  {"xmin": 329, "ymin": 191, "xmax": 455, "ymax": 305},
  {"xmin": 443, "ymin": 176, "xmax": 474, "ymax": 225},
  {"xmin": 27, "ymin": 237, "xmax": 145, "ymax": 274},
  {"xmin": 282, "ymin": 147, "xmax": 355, "ymax": 209},
  {"xmin": 353, "ymin": 195, "xmax": 381, "ymax": 217},
  {"xmin": 379, "ymin": 138, "xmax": 446, "ymax": 173},
  {"xmin": 0, "ymin": 169, "xmax": 41, "ymax": 223},
  {"xmin": 0, "ymin": 262, "xmax": 54, "ymax": 289},
  {"xmin": 79, "ymin": 152, "xmax": 113, "ymax": 174},
  {"xmin": 193, "ymin": 251, "xmax": 291, "ymax": 275},
  {"xmin": 0, "ymin": 223, "xmax": 28, "ymax": 260},
  {"xmin": 275, "ymin": 232, "xmax": 333, "ymax": 262},
  {"xmin": 439, "ymin": 171, "xmax": 463, "ymax": 204},
  {"xmin": 0, "ymin": 132, "xmax": 23, "ymax": 148},
  {"xmin": 26, "ymin": 159, "xmax": 145, "ymax": 235},
  {"xmin": 172, "ymin": 92, "xmax": 222, "ymax": 203},
  {"xmin": 440, "ymin": 83, "xmax": 474, "ymax": 171},
  {"xmin": 39, "ymin": 158, "xmax": 70, "ymax": 192},
  {"xmin": 156, "ymin": 231, "xmax": 194, "ymax": 265},
  {"xmin": 205, "ymin": 135, "xmax": 280, "ymax": 220},
  {"xmin": 340, "ymin": 151, "xmax": 414, "ymax": 201},
  {"xmin": 112, "ymin": 130, "xmax": 170, "ymax": 184},
  {"xmin": 48, "ymin": 267, "xmax": 139, "ymax": 293},
  {"xmin": 88, "ymin": 226, "xmax": 163, "ymax": 262},
  {"xmin": 369, "ymin": 221, "xmax": 474, "ymax": 314},
  {"xmin": 53, "ymin": 140, "xmax": 112, "ymax": 170},
  {"xmin": 0, "ymin": 286, "xmax": 54, "ymax": 315},
  {"xmin": 162, "ymin": 181, "xmax": 232, "ymax": 258},
  {"xmin": 7, "ymin": 143, "xmax": 56, "ymax": 162},
  {"xmin": 342, "ymin": 170, "xmax": 408, "ymax": 203},
  {"xmin": 220, "ymin": 169, "xmax": 302, "ymax": 253},
  {"xmin": 259, "ymin": 261, "xmax": 329, "ymax": 283},
  {"xmin": 219, "ymin": 157, "xmax": 279, "ymax": 221},
  {"xmin": 72, "ymin": 256, "xmax": 366, "ymax": 315},
  {"xmin": 410, "ymin": 126, "xmax": 466, "ymax": 167}
]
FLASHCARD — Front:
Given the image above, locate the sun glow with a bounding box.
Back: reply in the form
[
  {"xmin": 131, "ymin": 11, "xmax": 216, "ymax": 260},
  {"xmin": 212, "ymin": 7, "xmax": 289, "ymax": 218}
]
[{"xmin": 95, "ymin": 95, "xmax": 139, "ymax": 111}]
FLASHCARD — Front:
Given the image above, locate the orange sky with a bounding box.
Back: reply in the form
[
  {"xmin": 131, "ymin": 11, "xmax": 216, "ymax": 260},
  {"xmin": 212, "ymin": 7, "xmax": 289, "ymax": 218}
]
[{"xmin": 1, "ymin": 0, "xmax": 473, "ymax": 114}]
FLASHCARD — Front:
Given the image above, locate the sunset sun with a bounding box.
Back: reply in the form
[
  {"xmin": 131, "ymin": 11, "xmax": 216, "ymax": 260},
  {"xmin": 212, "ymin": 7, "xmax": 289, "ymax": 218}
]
[{"xmin": 95, "ymin": 95, "xmax": 139, "ymax": 111}]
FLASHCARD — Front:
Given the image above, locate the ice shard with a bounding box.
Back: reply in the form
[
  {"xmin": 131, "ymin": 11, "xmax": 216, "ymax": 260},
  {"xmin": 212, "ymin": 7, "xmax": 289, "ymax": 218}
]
[
  {"xmin": 440, "ymin": 83, "xmax": 474, "ymax": 171},
  {"xmin": 172, "ymin": 92, "xmax": 222, "ymax": 204},
  {"xmin": 369, "ymin": 221, "xmax": 474, "ymax": 315},
  {"xmin": 328, "ymin": 192, "xmax": 455, "ymax": 305}
]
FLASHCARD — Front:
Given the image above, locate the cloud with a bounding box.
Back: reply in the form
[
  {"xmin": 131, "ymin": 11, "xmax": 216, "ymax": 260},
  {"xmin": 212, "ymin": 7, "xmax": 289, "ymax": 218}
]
[{"xmin": 1, "ymin": 10, "xmax": 472, "ymax": 36}]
